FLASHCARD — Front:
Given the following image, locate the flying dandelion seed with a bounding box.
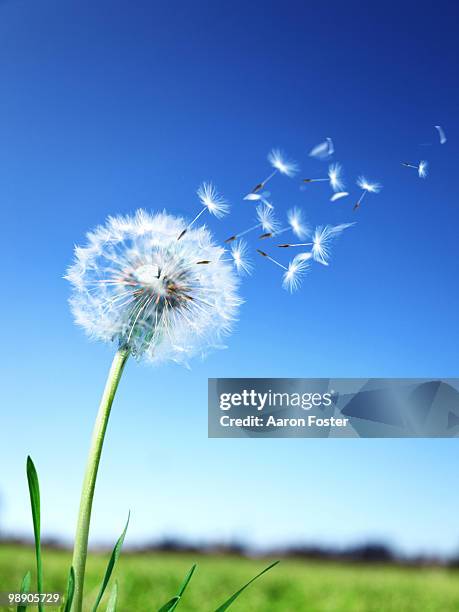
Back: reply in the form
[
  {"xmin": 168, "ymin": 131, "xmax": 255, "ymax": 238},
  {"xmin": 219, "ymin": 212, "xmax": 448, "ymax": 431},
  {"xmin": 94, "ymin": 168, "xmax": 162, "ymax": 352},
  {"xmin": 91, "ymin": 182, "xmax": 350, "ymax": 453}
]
[
  {"xmin": 282, "ymin": 255, "xmax": 310, "ymax": 292},
  {"xmin": 256, "ymin": 249, "xmax": 307, "ymax": 292},
  {"xmin": 243, "ymin": 191, "xmax": 275, "ymax": 209},
  {"xmin": 66, "ymin": 210, "xmax": 241, "ymax": 364},
  {"xmin": 250, "ymin": 148, "xmax": 298, "ymax": 193},
  {"xmin": 177, "ymin": 182, "xmax": 229, "ymax": 239},
  {"xmin": 230, "ymin": 240, "xmax": 253, "ymax": 275},
  {"xmin": 435, "ymin": 125, "xmax": 447, "ymax": 144},
  {"xmin": 330, "ymin": 191, "xmax": 349, "ymax": 202},
  {"xmin": 309, "ymin": 137, "xmax": 334, "ymax": 160},
  {"xmin": 262, "ymin": 207, "xmax": 309, "ymax": 240},
  {"xmin": 354, "ymin": 176, "xmax": 382, "ymax": 211},
  {"xmin": 401, "ymin": 160, "xmax": 429, "ymax": 179},
  {"xmin": 225, "ymin": 204, "xmax": 280, "ymax": 243},
  {"xmin": 303, "ymin": 163, "xmax": 345, "ymax": 192},
  {"xmin": 276, "ymin": 222, "xmax": 355, "ymax": 266}
]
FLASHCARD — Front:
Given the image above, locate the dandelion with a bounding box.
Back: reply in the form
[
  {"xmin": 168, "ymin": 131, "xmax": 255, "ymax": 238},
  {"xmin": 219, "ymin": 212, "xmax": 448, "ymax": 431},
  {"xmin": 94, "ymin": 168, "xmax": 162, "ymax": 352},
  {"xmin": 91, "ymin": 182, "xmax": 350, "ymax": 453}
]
[
  {"xmin": 354, "ymin": 176, "xmax": 382, "ymax": 211},
  {"xmin": 261, "ymin": 207, "xmax": 309, "ymax": 240},
  {"xmin": 256, "ymin": 249, "xmax": 308, "ymax": 292},
  {"xmin": 65, "ymin": 209, "xmax": 241, "ymax": 609},
  {"xmin": 303, "ymin": 163, "xmax": 345, "ymax": 192},
  {"xmin": 250, "ymin": 148, "xmax": 298, "ymax": 193},
  {"xmin": 435, "ymin": 125, "xmax": 447, "ymax": 144},
  {"xmin": 277, "ymin": 222, "xmax": 355, "ymax": 266},
  {"xmin": 225, "ymin": 204, "xmax": 280, "ymax": 242},
  {"xmin": 401, "ymin": 160, "xmax": 429, "ymax": 179},
  {"xmin": 309, "ymin": 137, "xmax": 334, "ymax": 159},
  {"xmin": 177, "ymin": 182, "xmax": 229, "ymax": 239}
]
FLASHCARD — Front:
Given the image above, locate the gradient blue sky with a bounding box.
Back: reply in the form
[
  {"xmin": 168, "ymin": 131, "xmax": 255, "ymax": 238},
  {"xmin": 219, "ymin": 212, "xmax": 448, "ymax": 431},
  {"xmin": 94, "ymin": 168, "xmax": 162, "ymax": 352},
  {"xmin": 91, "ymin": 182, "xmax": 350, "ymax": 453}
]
[{"xmin": 1, "ymin": 0, "xmax": 458, "ymax": 556}]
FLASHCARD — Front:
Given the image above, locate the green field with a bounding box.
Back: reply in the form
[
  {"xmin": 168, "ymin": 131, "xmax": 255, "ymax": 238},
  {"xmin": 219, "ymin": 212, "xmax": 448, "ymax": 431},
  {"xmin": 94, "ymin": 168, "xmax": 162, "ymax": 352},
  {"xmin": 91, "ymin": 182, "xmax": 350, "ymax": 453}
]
[{"xmin": 1, "ymin": 545, "xmax": 459, "ymax": 611}]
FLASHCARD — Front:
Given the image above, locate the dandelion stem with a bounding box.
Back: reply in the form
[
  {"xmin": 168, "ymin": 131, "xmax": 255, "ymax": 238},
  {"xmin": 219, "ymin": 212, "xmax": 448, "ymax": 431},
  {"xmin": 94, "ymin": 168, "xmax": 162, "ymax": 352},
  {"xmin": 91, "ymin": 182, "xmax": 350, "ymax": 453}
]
[{"xmin": 71, "ymin": 346, "xmax": 129, "ymax": 612}]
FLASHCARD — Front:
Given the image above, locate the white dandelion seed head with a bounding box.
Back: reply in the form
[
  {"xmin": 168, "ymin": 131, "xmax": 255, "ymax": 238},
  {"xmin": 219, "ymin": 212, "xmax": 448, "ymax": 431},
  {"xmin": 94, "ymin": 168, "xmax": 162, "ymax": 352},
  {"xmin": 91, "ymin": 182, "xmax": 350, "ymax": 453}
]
[
  {"xmin": 256, "ymin": 204, "xmax": 281, "ymax": 233},
  {"xmin": 268, "ymin": 148, "xmax": 299, "ymax": 177},
  {"xmin": 418, "ymin": 160, "xmax": 428, "ymax": 178},
  {"xmin": 287, "ymin": 207, "xmax": 309, "ymax": 239},
  {"xmin": 282, "ymin": 254, "xmax": 310, "ymax": 292},
  {"xmin": 230, "ymin": 240, "xmax": 253, "ymax": 276},
  {"xmin": 65, "ymin": 210, "xmax": 241, "ymax": 365},
  {"xmin": 357, "ymin": 176, "xmax": 382, "ymax": 193},
  {"xmin": 197, "ymin": 182, "xmax": 229, "ymax": 218},
  {"xmin": 328, "ymin": 163, "xmax": 345, "ymax": 192}
]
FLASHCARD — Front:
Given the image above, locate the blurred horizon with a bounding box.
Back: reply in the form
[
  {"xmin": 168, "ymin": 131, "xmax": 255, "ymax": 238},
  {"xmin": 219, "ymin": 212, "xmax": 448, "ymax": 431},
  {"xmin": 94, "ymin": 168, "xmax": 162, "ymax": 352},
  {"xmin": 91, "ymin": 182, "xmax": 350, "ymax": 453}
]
[{"xmin": 1, "ymin": 0, "xmax": 459, "ymax": 559}]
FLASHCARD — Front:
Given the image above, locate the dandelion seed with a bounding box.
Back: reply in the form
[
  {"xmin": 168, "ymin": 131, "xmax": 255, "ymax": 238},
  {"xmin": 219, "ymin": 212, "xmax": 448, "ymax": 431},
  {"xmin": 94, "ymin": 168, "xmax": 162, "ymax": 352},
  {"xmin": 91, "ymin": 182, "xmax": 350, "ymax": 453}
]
[
  {"xmin": 268, "ymin": 149, "xmax": 299, "ymax": 177},
  {"xmin": 312, "ymin": 223, "xmax": 355, "ymax": 265},
  {"xmin": 354, "ymin": 176, "xmax": 382, "ymax": 211},
  {"xmin": 256, "ymin": 249, "xmax": 307, "ymax": 292},
  {"xmin": 225, "ymin": 204, "xmax": 280, "ymax": 242},
  {"xmin": 66, "ymin": 210, "xmax": 241, "ymax": 364},
  {"xmin": 250, "ymin": 148, "xmax": 298, "ymax": 193},
  {"xmin": 243, "ymin": 191, "xmax": 274, "ymax": 209},
  {"xmin": 303, "ymin": 163, "xmax": 345, "ymax": 192},
  {"xmin": 309, "ymin": 137, "xmax": 334, "ymax": 160},
  {"xmin": 270, "ymin": 207, "xmax": 309, "ymax": 240},
  {"xmin": 401, "ymin": 160, "xmax": 429, "ymax": 179},
  {"xmin": 230, "ymin": 240, "xmax": 253, "ymax": 275},
  {"xmin": 282, "ymin": 255, "xmax": 310, "ymax": 292},
  {"xmin": 435, "ymin": 125, "xmax": 447, "ymax": 144},
  {"xmin": 277, "ymin": 223, "xmax": 355, "ymax": 266},
  {"xmin": 330, "ymin": 191, "xmax": 349, "ymax": 202},
  {"xmin": 178, "ymin": 182, "xmax": 229, "ymax": 239}
]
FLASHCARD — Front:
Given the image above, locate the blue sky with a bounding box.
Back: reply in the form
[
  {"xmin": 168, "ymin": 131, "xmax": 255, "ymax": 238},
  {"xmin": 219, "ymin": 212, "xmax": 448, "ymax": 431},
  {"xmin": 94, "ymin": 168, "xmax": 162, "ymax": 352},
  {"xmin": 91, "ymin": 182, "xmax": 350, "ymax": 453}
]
[{"xmin": 0, "ymin": 0, "xmax": 458, "ymax": 556}]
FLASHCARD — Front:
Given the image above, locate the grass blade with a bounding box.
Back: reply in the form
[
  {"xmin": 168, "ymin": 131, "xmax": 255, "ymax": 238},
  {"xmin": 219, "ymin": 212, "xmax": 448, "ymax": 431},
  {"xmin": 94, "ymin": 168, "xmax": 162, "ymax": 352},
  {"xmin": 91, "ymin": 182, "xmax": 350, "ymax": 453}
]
[
  {"xmin": 214, "ymin": 560, "xmax": 279, "ymax": 611},
  {"xmin": 26, "ymin": 456, "xmax": 43, "ymax": 612},
  {"xmin": 157, "ymin": 597, "xmax": 180, "ymax": 612},
  {"xmin": 176, "ymin": 564, "xmax": 196, "ymax": 598},
  {"xmin": 162, "ymin": 564, "xmax": 197, "ymax": 611},
  {"xmin": 17, "ymin": 570, "xmax": 31, "ymax": 612},
  {"xmin": 105, "ymin": 581, "xmax": 118, "ymax": 612},
  {"xmin": 91, "ymin": 512, "xmax": 130, "ymax": 612},
  {"xmin": 62, "ymin": 567, "xmax": 75, "ymax": 612}
]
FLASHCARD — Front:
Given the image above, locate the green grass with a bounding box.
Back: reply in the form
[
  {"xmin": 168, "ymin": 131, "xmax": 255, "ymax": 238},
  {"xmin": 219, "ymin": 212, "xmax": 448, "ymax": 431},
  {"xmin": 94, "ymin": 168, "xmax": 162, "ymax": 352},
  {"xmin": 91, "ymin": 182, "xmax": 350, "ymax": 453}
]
[{"xmin": 1, "ymin": 545, "xmax": 459, "ymax": 611}]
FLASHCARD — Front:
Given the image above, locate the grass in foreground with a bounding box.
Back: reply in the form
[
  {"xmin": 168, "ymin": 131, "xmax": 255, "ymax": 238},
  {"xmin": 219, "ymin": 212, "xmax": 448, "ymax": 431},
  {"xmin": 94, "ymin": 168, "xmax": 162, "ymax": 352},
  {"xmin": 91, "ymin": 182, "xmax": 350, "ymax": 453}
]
[{"xmin": 1, "ymin": 545, "xmax": 459, "ymax": 611}]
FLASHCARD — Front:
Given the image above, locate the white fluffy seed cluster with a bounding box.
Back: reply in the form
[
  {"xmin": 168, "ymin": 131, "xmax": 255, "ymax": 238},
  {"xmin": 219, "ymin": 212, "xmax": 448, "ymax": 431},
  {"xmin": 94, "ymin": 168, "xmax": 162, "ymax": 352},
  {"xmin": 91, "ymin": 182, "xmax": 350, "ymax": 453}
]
[{"xmin": 66, "ymin": 210, "xmax": 242, "ymax": 365}]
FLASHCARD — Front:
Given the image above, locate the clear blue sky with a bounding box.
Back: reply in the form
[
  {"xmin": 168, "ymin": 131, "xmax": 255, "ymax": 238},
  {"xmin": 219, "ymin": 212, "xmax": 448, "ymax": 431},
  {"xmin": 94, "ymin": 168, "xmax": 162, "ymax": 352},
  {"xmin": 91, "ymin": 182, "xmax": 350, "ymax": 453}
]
[{"xmin": 1, "ymin": 0, "xmax": 458, "ymax": 556}]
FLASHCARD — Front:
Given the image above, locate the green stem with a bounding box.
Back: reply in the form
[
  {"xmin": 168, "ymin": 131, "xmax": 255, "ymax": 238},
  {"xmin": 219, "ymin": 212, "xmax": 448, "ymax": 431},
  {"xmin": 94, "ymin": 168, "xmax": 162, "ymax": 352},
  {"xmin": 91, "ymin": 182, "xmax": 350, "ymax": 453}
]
[{"xmin": 71, "ymin": 347, "xmax": 129, "ymax": 612}]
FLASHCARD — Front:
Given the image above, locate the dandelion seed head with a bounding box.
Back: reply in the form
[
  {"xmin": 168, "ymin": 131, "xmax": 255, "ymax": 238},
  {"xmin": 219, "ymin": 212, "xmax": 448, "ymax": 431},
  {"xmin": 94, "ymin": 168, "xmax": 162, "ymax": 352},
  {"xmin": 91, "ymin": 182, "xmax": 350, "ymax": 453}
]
[
  {"xmin": 268, "ymin": 148, "xmax": 299, "ymax": 177},
  {"xmin": 256, "ymin": 204, "xmax": 281, "ymax": 233},
  {"xmin": 328, "ymin": 163, "xmax": 345, "ymax": 192},
  {"xmin": 287, "ymin": 207, "xmax": 309, "ymax": 239},
  {"xmin": 66, "ymin": 210, "xmax": 241, "ymax": 365},
  {"xmin": 418, "ymin": 160, "xmax": 428, "ymax": 178},
  {"xmin": 282, "ymin": 255, "xmax": 310, "ymax": 292},
  {"xmin": 230, "ymin": 240, "xmax": 253, "ymax": 275},
  {"xmin": 197, "ymin": 182, "xmax": 229, "ymax": 218},
  {"xmin": 357, "ymin": 176, "xmax": 382, "ymax": 193}
]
